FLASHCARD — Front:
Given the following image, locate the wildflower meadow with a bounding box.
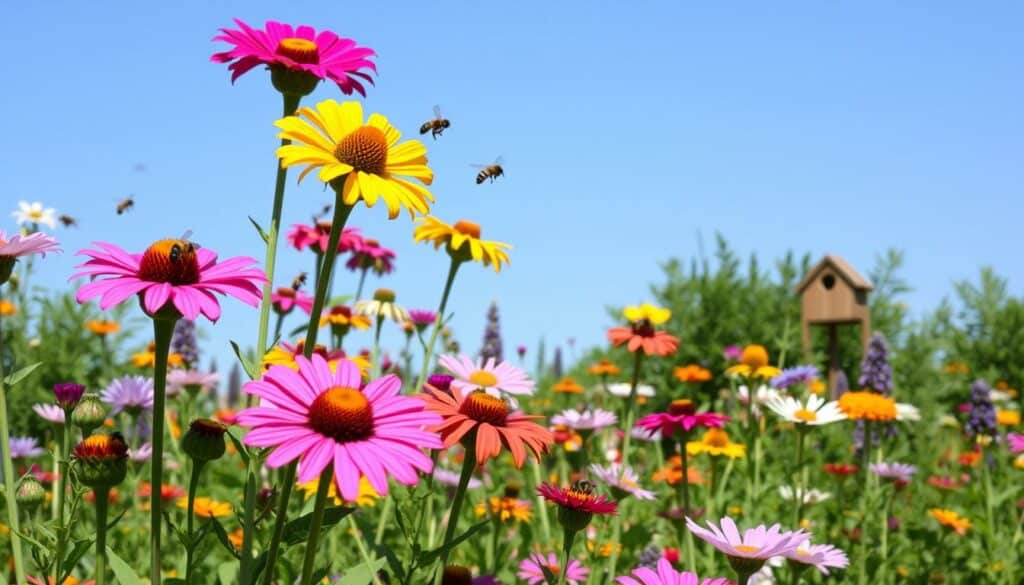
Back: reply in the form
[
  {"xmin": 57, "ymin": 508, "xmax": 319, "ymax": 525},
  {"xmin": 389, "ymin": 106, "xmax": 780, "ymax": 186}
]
[{"xmin": 2, "ymin": 7, "xmax": 1024, "ymax": 585}]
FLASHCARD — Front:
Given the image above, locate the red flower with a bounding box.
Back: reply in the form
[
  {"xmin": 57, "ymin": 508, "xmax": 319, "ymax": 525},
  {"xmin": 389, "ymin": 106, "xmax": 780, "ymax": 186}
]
[
  {"xmin": 822, "ymin": 463, "xmax": 859, "ymax": 476},
  {"xmin": 537, "ymin": 482, "xmax": 617, "ymax": 516}
]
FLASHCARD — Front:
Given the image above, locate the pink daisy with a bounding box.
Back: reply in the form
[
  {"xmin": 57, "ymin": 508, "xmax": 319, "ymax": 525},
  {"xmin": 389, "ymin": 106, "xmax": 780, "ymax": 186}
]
[
  {"xmin": 1009, "ymin": 432, "xmax": 1024, "ymax": 454},
  {"xmin": 271, "ymin": 286, "xmax": 315, "ymax": 315},
  {"xmin": 616, "ymin": 559, "xmax": 731, "ymax": 585},
  {"xmin": 72, "ymin": 239, "xmax": 264, "ymax": 322},
  {"xmin": 518, "ymin": 552, "xmax": 589, "ymax": 585},
  {"xmin": 345, "ymin": 238, "xmax": 396, "ymax": 276},
  {"xmin": 686, "ymin": 516, "xmax": 807, "ymax": 564},
  {"xmin": 0, "ymin": 229, "xmax": 61, "ymax": 258},
  {"xmin": 237, "ymin": 354, "xmax": 442, "ymax": 501},
  {"xmin": 211, "ymin": 19, "xmax": 376, "ymax": 96},
  {"xmin": 784, "ymin": 540, "xmax": 849, "ymax": 575},
  {"xmin": 636, "ymin": 399, "xmax": 729, "ymax": 438},
  {"xmin": 439, "ymin": 353, "xmax": 535, "ymax": 397},
  {"xmin": 287, "ymin": 223, "xmax": 364, "ymax": 256}
]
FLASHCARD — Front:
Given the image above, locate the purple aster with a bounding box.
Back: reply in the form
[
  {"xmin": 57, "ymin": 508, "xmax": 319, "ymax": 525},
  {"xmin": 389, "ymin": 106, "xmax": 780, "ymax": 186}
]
[
  {"xmin": 869, "ymin": 462, "xmax": 917, "ymax": 484},
  {"xmin": 858, "ymin": 333, "xmax": 893, "ymax": 395},
  {"xmin": 8, "ymin": 437, "xmax": 44, "ymax": 459},
  {"xmin": 52, "ymin": 382, "xmax": 85, "ymax": 408},
  {"xmin": 33, "ymin": 404, "xmax": 65, "ymax": 424},
  {"xmin": 965, "ymin": 379, "xmax": 997, "ymax": 441},
  {"xmin": 101, "ymin": 375, "xmax": 155, "ymax": 415},
  {"xmin": 129, "ymin": 442, "xmax": 153, "ymax": 462},
  {"xmin": 771, "ymin": 365, "xmax": 819, "ymax": 390}
]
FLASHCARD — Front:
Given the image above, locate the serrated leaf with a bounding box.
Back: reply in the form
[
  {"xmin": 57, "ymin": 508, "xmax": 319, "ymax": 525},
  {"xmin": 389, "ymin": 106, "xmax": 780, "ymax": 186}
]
[
  {"xmin": 107, "ymin": 547, "xmax": 143, "ymax": 585},
  {"xmin": 283, "ymin": 505, "xmax": 355, "ymax": 546},
  {"xmin": 339, "ymin": 558, "xmax": 386, "ymax": 585},
  {"xmin": 248, "ymin": 216, "xmax": 269, "ymax": 244},
  {"xmin": 417, "ymin": 519, "xmax": 489, "ymax": 566},
  {"xmin": 230, "ymin": 339, "xmax": 260, "ymax": 380},
  {"xmin": 4, "ymin": 361, "xmax": 42, "ymax": 387}
]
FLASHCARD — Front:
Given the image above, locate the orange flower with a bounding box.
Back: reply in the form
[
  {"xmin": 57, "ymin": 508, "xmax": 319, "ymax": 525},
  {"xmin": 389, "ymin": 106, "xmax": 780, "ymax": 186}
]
[
  {"xmin": 86, "ymin": 320, "xmax": 120, "ymax": 335},
  {"xmin": 958, "ymin": 451, "xmax": 982, "ymax": 467},
  {"xmin": 132, "ymin": 342, "xmax": 184, "ymax": 368},
  {"xmin": 997, "ymin": 409, "xmax": 1021, "ymax": 426},
  {"xmin": 837, "ymin": 391, "xmax": 897, "ymax": 422},
  {"xmin": 674, "ymin": 364, "xmax": 712, "ymax": 383},
  {"xmin": 652, "ymin": 455, "xmax": 704, "ymax": 485},
  {"xmin": 228, "ymin": 528, "xmax": 244, "ymax": 549},
  {"xmin": 0, "ymin": 300, "xmax": 16, "ymax": 316},
  {"xmin": 607, "ymin": 303, "xmax": 678, "ymax": 356},
  {"xmin": 178, "ymin": 497, "xmax": 232, "ymax": 518},
  {"xmin": 944, "ymin": 362, "xmax": 969, "ymax": 375},
  {"xmin": 588, "ymin": 360, "xmax": 621, "ymax": 377},
  {"xmin": 420, "ymin": 386, "xmax": 552, "ymax": 468},
  {"xmin": 552, "ymin": 377, "xmax": 585, "ymax": 394},
  {"xmin": 929, "ymin": 508, "xmax": 971, "ymax": 535}
]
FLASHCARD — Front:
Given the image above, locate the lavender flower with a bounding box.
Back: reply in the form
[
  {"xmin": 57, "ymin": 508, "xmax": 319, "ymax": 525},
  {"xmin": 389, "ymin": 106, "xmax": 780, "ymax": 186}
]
[
  {"xmin": 771, "ymin": 365, "xmax": 820, "ymax": 390},
  {"xmin": 129, "ymin": 443, "xmax": 153, "ymax": 462},
  {"xmin": 101, "ymin": 375, "xmax": 154, "ymax": 415},
  {"xmin": 33, "ymin": 404, "xmax": 65, "ymax": 424},
  {"xmin": 171, "ymin": 318, "xmax": 199, "ymax": 368},
  {"xmin": 8, "ymin": 437, "xmax": 44, "ymax": 459},
  {"xmin": 965, "ymin": 379, "xmax": 997, "ymax": 441},
  {"xmin": 479, "ymin": 301, "xmax": 504, "ymax": 363},
  {"xmin": 859, "ymin": 333, "xmax": 893, "ymax": 395},
  {"xmin": 869, "ymin": 462, "xmax": 917, "ymax": 484}
]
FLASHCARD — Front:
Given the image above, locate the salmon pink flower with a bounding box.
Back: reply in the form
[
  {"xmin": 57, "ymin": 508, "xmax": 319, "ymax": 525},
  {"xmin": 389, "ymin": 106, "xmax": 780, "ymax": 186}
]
[
  {"xmin": 421, "ymin": 386, "xmax": 551, "ymax": 467},
  {"xmin": 237, "ymin": 355, "xmax": 441, "ymax": 501},
  {"xmin": 616, "ymin": 559, "xmax": 731, "ymax": 585},
  {"xmin": 0, "ymin": 228, "xmax": 60, "ymax": 284},
  {"xmin": 607, "ymin": 303, "xmax": 678, "ymax": 356},
  {"xmin": 212, "ymin": 19, "xmax": 376, "ymax": 96},
  {"xmin": 637, "ymin": 399, "xmax": 729, "ymax": 437},
  {"xmin": 73, "ymin": 240, "xmax": 264, "ymax": 322}
]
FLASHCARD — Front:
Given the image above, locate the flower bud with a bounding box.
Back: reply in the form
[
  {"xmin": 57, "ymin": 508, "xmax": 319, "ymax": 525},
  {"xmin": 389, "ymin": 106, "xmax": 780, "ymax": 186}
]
[
  {"xmin": 15, "ymin": 475, "xmax": 46, "ymax": 511},
  {"xmin": 0, "ymin": 257, "xmax": 14, "ymax": 286},
  {"xmin": 440, "ymin": 566, "xmax": 472, "ymax": 585},
  {"xmin": 181, "ymin": 418, "xmax": 228, "ymax": 462},
  {"xmin": 270, "ymin": 66, "xmax": 320, "ymax": 97},
  {"xmin": 73, "ymin": 433, "xmax": 129, "ymax": 488},
  {"xmin": 53, "ymin": 382, "xmax": 86, "ymax": 409},
  {"xmin": 70, "ymin": 393, "xmax": 107, "ymax": 435}
]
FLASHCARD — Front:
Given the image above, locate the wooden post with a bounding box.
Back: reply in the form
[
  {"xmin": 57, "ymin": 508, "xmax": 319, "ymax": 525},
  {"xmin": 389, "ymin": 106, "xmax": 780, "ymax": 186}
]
[{"xmin": 827, "ymin": 323, "xmax": 840, "ymax": 399}]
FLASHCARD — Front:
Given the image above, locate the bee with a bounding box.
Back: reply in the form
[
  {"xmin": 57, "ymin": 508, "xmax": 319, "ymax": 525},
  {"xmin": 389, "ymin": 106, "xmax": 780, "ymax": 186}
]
[
  {"xmin": 313, "ymin": 203, "xmax": 332, "ymax": 222},
  {"xmin": 473, "ymin": 157, "xmax": 504, "ymax": 184},
  {"xmin": 572, "ymin": 479, "xmax": 596, "ymax": 494},
  {"xmin": 291, "ymin": 272, "xmax": 308, "ymax": 291},
  {"xmin": 168, "ymin": 231, "xmax": 199, "ymax": 263},
  {"xmin": 419, "ymin": 105, "xmax": 450, "ymax": 140},
  {"xmin": 58, "ymin": 214, "xmax": 78, "ymax": 228},
  {"xmin": 116, "ymin": 195, "xmax": 135, "ymax": 215}
]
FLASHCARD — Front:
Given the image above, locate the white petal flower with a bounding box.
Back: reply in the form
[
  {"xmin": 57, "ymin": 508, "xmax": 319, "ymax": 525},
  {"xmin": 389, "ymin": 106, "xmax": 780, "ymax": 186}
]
[
  {"xmin": 765, "ymin": 394, "xmax": 846, "ymax": 426},
  {"xmin": 779, "ymin": 485, "xmax": 832, "ymax": 504},
  {"xmin": 353, "ymin": 299, "xmax": 410, "ymax": 323},
  {"xmin": 895, "ymin": 402, "xmax": 920, "ymax": 422},
  {"xmin": 606, "ymin": 382, "xmax": 655, "ymax": 398},
  {"xmin": 12, "ymin": 201, "xmax": 57, "ymax": 229}
]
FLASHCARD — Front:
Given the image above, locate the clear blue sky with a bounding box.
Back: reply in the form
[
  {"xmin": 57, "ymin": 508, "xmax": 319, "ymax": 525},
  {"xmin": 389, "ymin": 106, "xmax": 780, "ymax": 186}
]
[{"xmin": 2, "ymin": 1, "xmax": 1022, "ymax": 376}]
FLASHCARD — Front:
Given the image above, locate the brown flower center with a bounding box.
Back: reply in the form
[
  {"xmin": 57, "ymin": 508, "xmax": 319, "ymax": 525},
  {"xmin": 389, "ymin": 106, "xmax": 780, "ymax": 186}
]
[
  {"xmin": 468, "ymin": 370, "xmax": 498, "ymax": 388},
  {"xmin": 138, "ymin": 239, "xmax": 200, "ymax": 285},
  {"xmin": 308, "ymin": 387, "xmax": 374, "ymax": 443},
  {"xmin": 741, "ymin": 345, "xmax": 769, "ymax": 370},
  {"xmin": 460, "ymin": 391, "xmax": 509, "ymax": 426},
  {"xmin": 276, "ymin": 287, "xmax": 296, "ymax": 298},
  {"xmin": 334, "ymin": 126, "xmax": 388, "ymax": 175},
  {"xmin": 669, "ymin": 399, "xmax": 696, "ymax": 416},
  {"xmin": 440, "ymin": 566, "xmax": 473, "ymax": 585},
  {"xmin": 276, "ymin": 38, "xmax": 320, "ymax": 64},
  {"xmin": 631, "ymin": 317, "xmax": 655, "ymax": 337},
  {"xmin": 453, "ymin": 220, "xmax": 481, "ymax": 239},
  {"xmin": 373, "ymin": 288, "xmax": 396, "ymax": 302},
  {"xmin": 189, "ymin": 418, "xmax": 227, "ymax": 437}
]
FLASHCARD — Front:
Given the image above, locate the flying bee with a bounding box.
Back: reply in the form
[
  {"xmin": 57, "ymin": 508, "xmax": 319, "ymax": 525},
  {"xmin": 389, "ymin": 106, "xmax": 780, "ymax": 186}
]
[
  {"xmin": 116, "ymin": 195, "xmax": 135, "ymax": 215},
  {"xmin": 419, "ymin": 105, "xmax": 450, "ymax": 140},
  {"xmin": 472, "ymin": 157, "xmax": 504, "ymax": 184},
  {"xmin": 291, "ymin": 272, "xmax": 308, "ymax": 291},
  {"xmin": 58, "ymin": 214, "xmax": 78, "ymax": 228},
  {"xmin": 313, "ymin": 203, "xmax": 332, "ymax": 221}
]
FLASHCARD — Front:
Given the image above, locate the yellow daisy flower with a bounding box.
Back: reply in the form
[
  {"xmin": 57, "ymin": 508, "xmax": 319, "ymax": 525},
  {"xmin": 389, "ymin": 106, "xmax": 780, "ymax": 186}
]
[
  {"xmin": 298, "ymin": 476, "xmax": 379, "ymax": 507},
  {"xmin": 687, "ymin": 428, "xmax": 746, "ymax": 459},
  {"xmin": 276, "ymin": 100, "xmax": 434, "ymax": 219},
  {"xmin": 319, "ymin": 306, "xmax": 372, "ymax": 330},
  {"xmin": 178, "ymin": 497, "xmax": 232, "ymax": 518},
  {"xmin": 413, "ymin": 217, "xmax": 510, "ymax": 272},
  {"xmin": 623, "ymin": 303, "xmax": 670, "ymax": 326},
  {"xmin": 996, "ymin": 409, "xmax": 1020, "ymax": 426},
  {"xmin": 132, "ymin": 342, "xmax": 184, "ymax": 368},
  {"xmin": 474, "ymin": 496, "xmax": 532, "ymax": 522},
  {"xmin": 86, "ymin": 319, "xmax": 121, "ymax": 335},
  {"xmin": 725, "ymin": 344, "xmax": 781, "ymax": 379}
]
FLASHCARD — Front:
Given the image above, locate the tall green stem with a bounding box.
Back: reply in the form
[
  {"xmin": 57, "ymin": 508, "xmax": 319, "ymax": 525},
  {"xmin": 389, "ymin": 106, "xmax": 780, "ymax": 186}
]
[
  {"xmin": 185, "ymin": 460, "xmax": 204, "ymax": 585},
  {"xmin": 150, "ymin": 315, "xmax": 178, "ymax": 585},
  {"xmin": 348, "ymin": 515, "xmax": 384, "ymax": 585},
  {"xmin": 370, "ymin": 315, "xmax": 384, "ymax": 378},
  {"xmin": 52, "ymin": 422, "xmax": 67, "ymax": 578},
  {"xmin": 298, "ymin": 466, "xmax": 333, "ymax": 585},
  {"xmin": 794, "ymin": 427, "xmax": 806, "ymax": 527},
  {"xmin": 558, "ymin": 529, "xmax": 577, "ymax": 585},
  {"xmin": 530, "ymin": 459, "xmax": 553, "ymax": 545},
  {"xmin": 605, "ymin": 349, "xmax": 644, "ymax": 581},
  {"xmin": 261, "ymin": 193, "xmax": 353, "ymax": 585},
  {"xmin": 414, "ymin": 259, "xmax": 462, "ymax": 392},
  {"xmin": 857, "ymin": 422, "xmax": 873, "ymax": 585},
  {"xmin": 354, "ymin": 268, "xmax": 369, "ymax": 301},
  {"xmin": 436, "ymin": 443, "xmax": 476, "ymax": 579},
  {"xmin": 0, "ymin": 309, "xmax": 27, "ymax": 585},
  {"xmin": 95, "ymin": 487, "xmax": 110, "ymax": 585}
]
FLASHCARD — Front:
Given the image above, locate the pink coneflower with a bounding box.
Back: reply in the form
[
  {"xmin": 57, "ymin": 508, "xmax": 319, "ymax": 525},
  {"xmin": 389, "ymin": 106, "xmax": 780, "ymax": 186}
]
[
  {"xmin": 237, "ymin": 354, "xmax": 441, "ymax": 501},
  {"xmin": 518, "ymin": 552, "xmax": 589, "ymax": 585},
  {"xmin": 271, "ymin": 286, "xmax": 314, "ymax": 315},
  {"xmin": 784, "ymin": 541, "xmax": 849, "ymax": 575},
  {"xmin": 686, "ymin": 516, "xmax": 807, "ymax": 574},
  {"xmin": 33, "ymin": 404, "xmax": 65, "ymax": 424},
  {"xmin": 616, "ymin": 558, "xmax": 731, "ymax": 585},
  {"xmin": 408, "ymin": 309, "xmax": 438, "ymax": 332},
  {"xmin": 552, "ymin": 408, "xmax": 618, "ymax": 431},
  {"xmin": 439, "ymin": 354, "xmax": 535, "ymax": 397},
  {"xmin": 636, "ymin": 399, "xmax": 729, "ymax": 438},
  {"xmin": 590, "ymin": 463, "xmax": 656, "ymax": 500},
  {"xmin": 287, "ymin": 223, "xmax": 364, "ymax": 255},
  {"xmin": 1009, "ymin": 432, "xmax": 1024, "ymax": 454},
  {"xmin": 211, "ymin": 19, "xmax": 376, "ymax": 96},
  {"xmin": 869, "ymin": 462, "xmax": 917, "ymax": 485},
  {"xmin": 537, "ymin": 482, "xmax": 618, "ymax": 516},
  {"xmin": 345, "ymin": 238, "xmax": 396, "ymax": 276},
  {"xmin": 0, "ymin": 229, "xmax": 60, "ymax": 283},
  {"xmin": 73, "ymin": 240, "xmax": 264, "ymax": 322}
]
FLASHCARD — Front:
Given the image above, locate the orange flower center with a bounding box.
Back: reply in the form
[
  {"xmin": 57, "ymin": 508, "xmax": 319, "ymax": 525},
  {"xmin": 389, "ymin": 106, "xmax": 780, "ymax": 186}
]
[
  {"xmin": 794, "ymin": 408, "xmax": 818, "ymax": 422},
  {"xmin": 460, "ymin": 391, "xmax": 509, "ymax": 426},
  {"xmin": 468, "ymin": 370, "xmax": 498, "ymax": 387},
  {"xmin": 703, "ymin": 428, "xmax": 730, "ymax": 448},
  {"xmin": 547, "ymin": 565, "xmax": 562, "ymax": 575},
  {"xmin": 734, "ymin": 544, "xmax": 760, "ymax": 554},
  {"xmin": 669, "ymin": 399, "xmax": 696, "ymax": 416},
  {"xmin": 275, "ymin": 37, "xmax": 320, "ymax": 64},
  {"xmin": 138, "ymin": 239, "xmax": 200, "ymax": 285},
  {"xmin": 334, "ymin": 126, "xmax": 388, "ymax": 175},
  {"xmin": 308, "ymin": 387, "xmax": 374, "ymax": 443},
  {"xmin": 74, "ymin": 433, "xmax": 129, "ymax": 460},
  {"xmin": 453, "ymin": 220, "xmax": 481, "ymax": 239},
  {"xmin": 741, "ymin": 345, "xmax": 769, "ymax": 369}
]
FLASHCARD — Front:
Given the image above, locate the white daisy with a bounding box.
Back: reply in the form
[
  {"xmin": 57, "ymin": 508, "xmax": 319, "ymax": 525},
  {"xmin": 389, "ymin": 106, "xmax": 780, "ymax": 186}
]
[
  {"xmin": 12, "ymin": 201, "xmax": 57, "ymax": 229},
  {"xmin": 606, "ymin": 382, "xmax": 655, "ymax": 398},
  {"xmin": 765, "ymin": 394, "xmax": 846, "ymax": 426},
  {"xmin": 737, "ymin": 384, "xmax": 779, "ymax": 418},
  {"xmin": 895, "ymin": 402, "xmax": 920, "ymax": 422},
  {"xmin": 354, "ymin": 289, "xmax": 410, "ymax": 323},
  {"xmin": 551, "ymin": 408, "xmax": 617, "ymax": 430},
  {"xmin": 779, "ymin": 485, "xmax": 832, "ymax": 504}
]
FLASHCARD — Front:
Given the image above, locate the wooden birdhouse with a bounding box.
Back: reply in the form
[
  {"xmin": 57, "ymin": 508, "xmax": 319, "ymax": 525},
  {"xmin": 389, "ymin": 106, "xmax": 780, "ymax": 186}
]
[{"xmin": 796, "ymin": 255, "xmax": 873, "ymax": 395}]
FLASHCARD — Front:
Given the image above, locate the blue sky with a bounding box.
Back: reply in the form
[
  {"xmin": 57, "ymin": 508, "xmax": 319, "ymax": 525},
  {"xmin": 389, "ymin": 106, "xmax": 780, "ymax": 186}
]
[{"xmin": 2, "ymin": 1, "xmax": 1022, "ymax": 375}]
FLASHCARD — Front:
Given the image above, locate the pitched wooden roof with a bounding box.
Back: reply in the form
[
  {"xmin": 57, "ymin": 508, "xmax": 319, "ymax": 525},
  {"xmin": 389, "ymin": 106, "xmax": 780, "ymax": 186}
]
[{"xmin": 796, "ymin": 254, "xmax": 874, "ymax": 293}]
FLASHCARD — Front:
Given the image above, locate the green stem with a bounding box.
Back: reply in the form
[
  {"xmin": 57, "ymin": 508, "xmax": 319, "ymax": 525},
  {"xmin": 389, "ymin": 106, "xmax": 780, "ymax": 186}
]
[
  {"xmin": 95, "ymin": 487, "xmax": 110, "ymax": 585},
  {"xmin": 879, "ymin": 487, "xmax": 891, "ymax": 574},
  {"xmin": 185, "ymin": 460, "xmax": 204, "ymax": 585},
  {"xmin": 374, "ymin": 495, "xmax": 394, "ymax": 546},
  {"xmin": 605, "ymin": 350, "xmax": 644, "ymax": 581},
  {"xmin": 436, "ymin": 443, "xmax": 476, "ymax": 579},
  {"xmin": 857, "ymin": 422, "xmax": 873, "ymax": 585},
  {"xmin": 52, "ymin": 421, "xmax": 67, "ymax": 578},
  {"xmin": 794, "ymin": 427, "xmax": 806, "ymax": 527},
  {"xmin": 348, "ymin": 515, "xmax": 383, "ymax": 585},
  {"xmin": 370, "ymin": 315, "xmax": 384, "ymax": 378},
  {"xmin": 354, "ymin": 268, "xmax": 368, "ymax": 301},
  {"xmin": 558, "ymin": 529, "xmax": 577, "ymax": 585},
  {"xmin": 149, "ymin": 315, "xmax": 178, "ymax": 585},
  {"xmin": 530, "ymin": 459, "xmax": 553, "ymax": 546},
  {"xmin": 298, "ymin": 467, "xmax": 333, "ymax": 585},
  {"xmin": 261, "ymin": 192, "xmax": 353, "ymax": 585},
  {"xmin": 0, "ymin": 308, "xmax": 27, "ymax": 585},
  {"xmin": 414, "ymin": 259, "xmax": 462, "ymax": 392}
]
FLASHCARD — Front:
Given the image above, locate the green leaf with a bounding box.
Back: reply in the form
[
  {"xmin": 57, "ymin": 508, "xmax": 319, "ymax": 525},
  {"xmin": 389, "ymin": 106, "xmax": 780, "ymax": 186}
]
[
  {"xmin": 210, "ymin": 515, "xmax": 242, "ymax": 560},
  {"xmin": 327, "ymin": 294, "xmax": 353, "ymax": 306},
  {"xmin": 4, "ymin": 361, "xmax": 43, "ymax": 387},
  {"xmin": 61, "ymin": 538, "xmax": 94, "ymax": 576},
  {"xmin": 230, "ymin": 339, "xmax": 260, "ymax": 380},
  {"xmin": 283, "ymin": 505, "xmax": 355, "ymax": 546},
  {"xmin": 107, "ymin": 546, "xmax": 144, "ymax": 585},
  {"xmin": 166, "ymin": 579, "xmax": 187, "ymax": 585},
  {"xmin": 338, "ymin": 557, "xmax": 386, "ymax": 585},
  {"xmin": 226, "ymin": 429, "xmax": 250, "ymax": 465},
  {"xmin": 218, "ymin": 560, "xmax": 239, "ymax": 585},
  {"xmin": 249, "ymin": 216, "xmax": 269, "ymax": 244},
  {"xmin": 539, "ymin": 564, "xmax": 557, "ymax": 585},
  {"xmin": 417, "ymin": 519, "xmax": 489, "ymax": 566}
]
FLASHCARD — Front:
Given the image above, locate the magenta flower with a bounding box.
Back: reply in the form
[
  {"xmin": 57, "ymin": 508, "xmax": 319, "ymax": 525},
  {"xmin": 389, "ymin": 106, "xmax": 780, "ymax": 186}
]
[
  {"xmin": 723, "ymin": 345, "xmax": 743, "ymax": 362},
  {"xmin": 408, "ymin": 309, "xmax": 438, "ymax": 329},
  {"xmin": 271, "ymin": 286, "xmax": 315, "ymax": 315},
  {"xmin": 53, "ymin": 382, "xmax": 85, "ymax": 408},
  {"xmin": 287, "ymin": 223, "xmax": 364, "ymax": 255},
  {"xmin": 686, "ymin": 516, "xmax": 807, "ymax": 564},
  {"xmin": 784, "ymin": 541, "xmax": 849, "ymax": 575},
  {"xmin": 616, "ymin": 559, "xmax": 731, "ymax": 585},
  {"xmin": 439, "ymin": 353, "xmax": 535, "ymax": 397},
  {"xmin": 73, "ymin": 240, "xmax": 264, "ymax": 322},
  {"xmin": 517, "ymin": 552, "xmax": 589, "ymax": 585},
  {"xmin": 345, "ymin": 238, "xmax": 396, "ymax": 276},
  {"xmin": 1009, "ymin": 432, "xmax": 1024, "ymax": 454},
  {"xmin": 237, "ymin": 354, "xmax": 442, "ymax": 501},
  {"xmin": 211, "ymin": 19, "xmax": 376, "ymax": 95},
  {"xmin": 636, "ymin": 399, "xmax": 729, "ymax": 438}
]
